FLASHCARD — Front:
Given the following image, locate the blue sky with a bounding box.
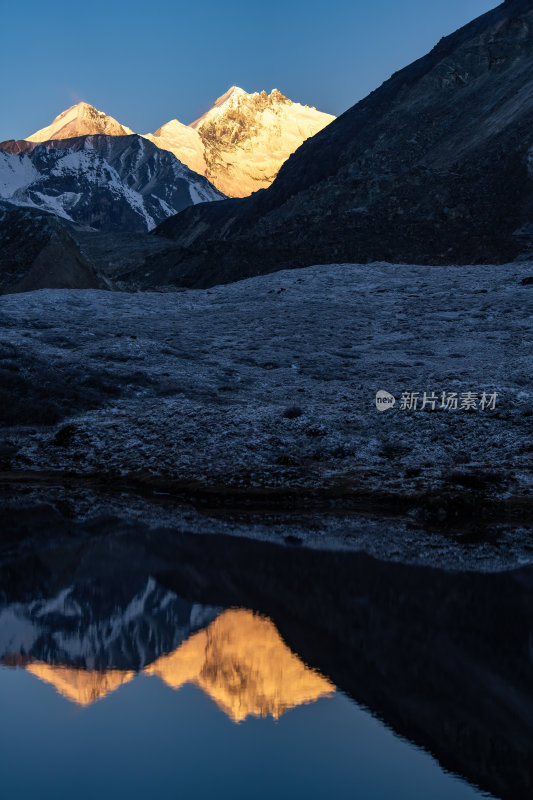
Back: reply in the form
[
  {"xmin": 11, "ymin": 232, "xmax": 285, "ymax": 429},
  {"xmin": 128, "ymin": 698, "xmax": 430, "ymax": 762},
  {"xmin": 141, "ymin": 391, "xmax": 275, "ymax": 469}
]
[{"xmin": 0, "ymin": 0, "xmax": 499, "ymax": 141}]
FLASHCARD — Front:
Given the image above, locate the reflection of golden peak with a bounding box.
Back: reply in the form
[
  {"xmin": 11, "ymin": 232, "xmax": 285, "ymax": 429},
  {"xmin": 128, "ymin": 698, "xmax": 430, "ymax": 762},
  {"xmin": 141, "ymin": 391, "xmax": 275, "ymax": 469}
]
[
  {"xmin": 26, "ymin": 663, "xmax": 134, "ymax": 706},
  {"xmin": 21, "ymin": 609, "xmax": 334, "ymax": 720},
  {"xmin": 146, "ymin": 608, "xmax": 335, "ymax": 722}
]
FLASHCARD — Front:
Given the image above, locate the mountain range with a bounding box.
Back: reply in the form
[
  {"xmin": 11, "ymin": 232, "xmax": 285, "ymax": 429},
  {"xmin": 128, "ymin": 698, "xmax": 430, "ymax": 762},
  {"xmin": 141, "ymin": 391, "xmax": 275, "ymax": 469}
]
[
  {"xmin": 23, "ymin": 608, "xmax": 334, "ymax": 719},
  {"xmin": 2, "ymin": 518, "xmax": 532, "ymax": 800},
  {"xmin": 0, "ymin": 0, "xmax": 532, "ymax": 293},
  {"xmin": 0, "ymin": 578, "xmax": 220, "ymax": 672},
  {"xmin": 18, "ymin": 87, "xmax": 335, "ymax": 197},
  {"xmin": 0, "ymin": 86, "xmax": 334, "ymax": 240},
  {"xmin": 0, "ymin": 580, "xmax": 333, "ymax": 719}
]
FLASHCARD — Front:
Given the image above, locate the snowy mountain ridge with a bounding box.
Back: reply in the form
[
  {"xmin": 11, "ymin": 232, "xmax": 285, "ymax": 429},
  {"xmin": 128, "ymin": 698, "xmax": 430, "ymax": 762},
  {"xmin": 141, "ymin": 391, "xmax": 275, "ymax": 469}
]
[
  {"xmin": 0, "ymin": 134, "xmax": 224, "ymax": 232},
  {"xmin": 20, "ymin": 88, "xmax": 335, "ymax": 197},
  {"xmin": 187, "ymin": 86, "xmax": 335, "ymax": 196},
  {"xmin": 0, "ymin": 577, "xmax": 221, "ymax": 671}
]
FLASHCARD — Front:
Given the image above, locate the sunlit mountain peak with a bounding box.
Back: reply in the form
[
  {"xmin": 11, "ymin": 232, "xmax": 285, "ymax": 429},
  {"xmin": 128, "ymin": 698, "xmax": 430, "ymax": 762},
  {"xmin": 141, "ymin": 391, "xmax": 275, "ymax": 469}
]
[
  {"xmin": 23, "ymin": 86, "xmax": 334, "ymax": 196},
  {"xmin": 146, "ymin": 608, "xmax": 335, "ymax": 722},
  {"xmin": 26, "ymin": 102, "xmax": 134, "ymax": 143}
]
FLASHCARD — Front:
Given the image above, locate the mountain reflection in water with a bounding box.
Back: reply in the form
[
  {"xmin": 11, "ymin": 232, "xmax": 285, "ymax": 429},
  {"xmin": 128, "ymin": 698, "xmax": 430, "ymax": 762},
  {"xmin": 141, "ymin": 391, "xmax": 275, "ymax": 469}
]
[
  {"xmin": 0, "ymin": 515, "xmax": 532, "ymax": 800},
  {"xmin": 26, "ymin": 662, "xmax": 135, "ymax": 706},
  {"xmin": 18, "ymin": 608, "xmax": 334, "ymax": 719}
]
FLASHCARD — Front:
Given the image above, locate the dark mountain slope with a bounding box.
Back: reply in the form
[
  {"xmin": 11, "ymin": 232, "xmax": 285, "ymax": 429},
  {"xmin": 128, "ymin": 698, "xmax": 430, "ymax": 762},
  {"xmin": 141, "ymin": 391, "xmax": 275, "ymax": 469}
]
[
  {"xmin": 0, "ymin": 202, "xmax": 104, "ymax": 293},
  {"xmin": 148, "ymin": 0, "xmax": 533, "ymax": 288},
  {"xmin": 0, "ymin": 201, "xmax": 181, "ymax": 294}
]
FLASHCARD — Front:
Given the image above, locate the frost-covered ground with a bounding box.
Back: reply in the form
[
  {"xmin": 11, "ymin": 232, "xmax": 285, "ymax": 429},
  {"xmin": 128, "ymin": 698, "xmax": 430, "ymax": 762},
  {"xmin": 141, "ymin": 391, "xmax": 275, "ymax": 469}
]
[{"xmin": 0, "ymin": 262, "xmax": 531, "ymax": 569}]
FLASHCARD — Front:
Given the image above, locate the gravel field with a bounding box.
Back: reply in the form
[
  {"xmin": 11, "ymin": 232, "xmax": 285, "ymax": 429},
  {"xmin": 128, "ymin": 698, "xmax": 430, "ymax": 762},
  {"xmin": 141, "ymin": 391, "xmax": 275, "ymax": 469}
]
[{"xmin": 1, "ymin": 261, "xmax": 531, "ymax": 568}]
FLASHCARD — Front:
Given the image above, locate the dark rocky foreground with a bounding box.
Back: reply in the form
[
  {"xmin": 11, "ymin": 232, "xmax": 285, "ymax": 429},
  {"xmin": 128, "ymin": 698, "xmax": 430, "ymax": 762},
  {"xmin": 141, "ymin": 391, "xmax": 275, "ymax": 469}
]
[
  {"xmin": 0, "ymin": 262, "xmax": 531, "ymax": 566},
  {"xmin": 0, "ymin": 205, "xmax": 105, "ymax": 293},
  {"xmin": 1, "ymin": 518, "xmax": 532, "ymax": 800}
]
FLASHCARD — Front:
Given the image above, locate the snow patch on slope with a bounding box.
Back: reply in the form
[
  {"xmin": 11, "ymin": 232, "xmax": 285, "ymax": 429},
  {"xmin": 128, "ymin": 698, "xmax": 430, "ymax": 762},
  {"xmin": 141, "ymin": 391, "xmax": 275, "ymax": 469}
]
[{"xmin": 0, "ymin": 151, "xmax": 39, "ymax": 198}]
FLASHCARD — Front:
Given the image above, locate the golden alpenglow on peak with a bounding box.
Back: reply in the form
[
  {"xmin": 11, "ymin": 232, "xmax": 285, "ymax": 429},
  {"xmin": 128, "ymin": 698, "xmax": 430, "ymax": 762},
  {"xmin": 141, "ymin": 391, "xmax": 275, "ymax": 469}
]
[
  {"xmin": 24, "ymin": 88, "xmax": 334, "ymax": 196},
  {"xmin": 26, "ymin": 663, "xmax": 135, "ymax": 706},
  {"xmin": 146, "ymin": 608, "xmax": 335, "ymax": 722},
  {"xmin": 187, "ymin": 87, "xmax": 335, "ymax": 197},
  {"xmin": 188, "ymin": 85, "xmax": 249, "ymax": 129},
  {"xmin": 26, "ymin": 102, "xmax": 134, "ymax": 143},
  {"xmin": 146, "ymin": 84, "xmax": 334, "ymax": 195},
  {"xmin": 143, "ymin": 119, "xmax": 207, "ymax": 178}
]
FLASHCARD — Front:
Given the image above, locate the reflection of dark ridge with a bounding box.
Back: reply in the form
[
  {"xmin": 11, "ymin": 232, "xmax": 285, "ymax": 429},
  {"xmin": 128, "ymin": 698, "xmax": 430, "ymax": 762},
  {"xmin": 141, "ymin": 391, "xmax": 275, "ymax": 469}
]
[
  {"xmin": 146, "ymin": 532, "xmax": 533, "ymax": 800},
  {"xmin": 0, "ymin": 510, "xmax": 532, "ymax": 800},
  {"xmin": 0, "ymin": 586, "xmax": 219, "ymax": 671},
  {"xmin": 0, "ymin": 541, "xmax": 220, "ymax": 670}
]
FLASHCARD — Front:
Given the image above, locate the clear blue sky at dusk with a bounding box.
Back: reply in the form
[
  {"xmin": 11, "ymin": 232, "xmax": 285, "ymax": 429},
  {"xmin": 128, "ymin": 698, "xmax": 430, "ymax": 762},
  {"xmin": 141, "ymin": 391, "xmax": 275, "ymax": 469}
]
[{"xmin": 0, "ymin": 0, "xmax": 499, "ymax": 141}]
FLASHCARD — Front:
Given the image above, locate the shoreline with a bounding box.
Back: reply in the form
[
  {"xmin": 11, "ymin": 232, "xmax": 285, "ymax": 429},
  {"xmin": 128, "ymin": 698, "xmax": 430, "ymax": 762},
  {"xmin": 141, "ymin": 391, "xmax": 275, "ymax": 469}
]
[{"xmin": 2, "ymin": 471, "xmax": 531, "ymax": 573}]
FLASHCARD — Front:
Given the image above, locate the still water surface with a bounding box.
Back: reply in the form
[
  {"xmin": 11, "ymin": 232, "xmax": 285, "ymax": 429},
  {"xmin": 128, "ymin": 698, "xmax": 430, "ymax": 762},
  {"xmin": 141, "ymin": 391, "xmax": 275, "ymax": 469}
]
[
  {"xmin": 1, "ymin": 525, "xmax": 531, "ymax": 800},
  {"xmin": 0, "ymin": 609, "xmax": 484, "ymax": 800}
]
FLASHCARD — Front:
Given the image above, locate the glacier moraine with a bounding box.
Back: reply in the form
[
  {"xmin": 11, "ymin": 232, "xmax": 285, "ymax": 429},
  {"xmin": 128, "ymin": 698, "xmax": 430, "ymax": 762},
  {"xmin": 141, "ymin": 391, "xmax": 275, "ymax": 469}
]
[{"xmin": 0, "ymin": 261, "xmax": 531, "ymax": 569}]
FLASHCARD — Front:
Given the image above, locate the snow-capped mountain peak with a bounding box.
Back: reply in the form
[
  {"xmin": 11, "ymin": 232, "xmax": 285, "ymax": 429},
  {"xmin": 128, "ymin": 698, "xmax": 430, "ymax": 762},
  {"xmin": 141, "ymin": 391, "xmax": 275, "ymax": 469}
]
[
  {"xmin": 143, "ymin": 118, "xmax": 207, "ymax": 177},
  {"xmin": 22, "ymin": 88, "xmax": 335, "ymax": 197},
  {"xmin": 0, "ymin": 134, "xmax": 224, "ymax": 233},
  {"xmin": 189, "ymin": 85, "xmax": 248, "ymax": 129},
  {"xmin": 185, "ymin": 86, "xmax": 335, "ymax": 196},
  {"xmin": 26, "ymin": 102, "xmax": 134, "ymax": 143},
  {"xmin": 138, "ymin": 86, "xmax": 334, "ymax": 196},
  {"xmin": 153, "ymin": 118, "xmax": 185, "ymax": 135}
]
